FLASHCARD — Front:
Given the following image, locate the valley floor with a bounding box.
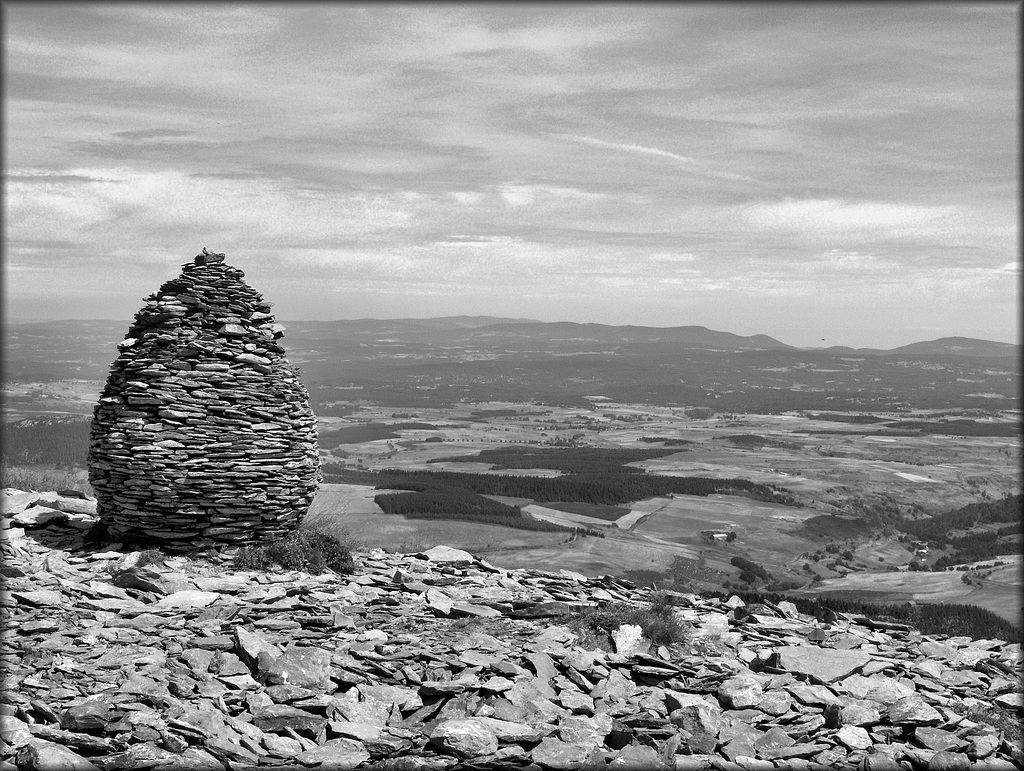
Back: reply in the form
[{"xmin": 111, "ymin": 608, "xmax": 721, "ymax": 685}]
[{"xmin": 309, "ymin": 402, "xmax": 1021, "ymax": 631}]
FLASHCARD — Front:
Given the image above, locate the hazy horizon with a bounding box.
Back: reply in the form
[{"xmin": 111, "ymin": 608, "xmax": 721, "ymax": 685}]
[
  {"xmin": 3, "ymin": 312, "xmax": 1017, "ymax": 351},
  {"xmin": 4, "ymin": 4, "xmax": 1019, "ymax": 350}
]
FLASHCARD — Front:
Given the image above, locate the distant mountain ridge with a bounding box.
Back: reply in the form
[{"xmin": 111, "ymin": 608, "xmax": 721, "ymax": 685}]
[
  {"xmin": 284, "ymin": 318, "xmax": 1015, "ymax": 357},
  {"xmin": 5, "ymin": 316, "xmax": 1018, "ymax": 357},
  {"xmin": 455, "ymin": 321, "xmax": 792, "ymax": 350},
  {"xmin": 293, "ymin": 316, "xmax": 535, "ymax": 333},
  {"xmin": 818, "ymin": 336, "xmax": 1019, "ymax": 359}
]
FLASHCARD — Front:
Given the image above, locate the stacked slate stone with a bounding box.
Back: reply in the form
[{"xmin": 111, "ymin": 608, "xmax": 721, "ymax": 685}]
[{"xmin": 87, "ymin": 248, "xmax": 320, "ymax": 552}]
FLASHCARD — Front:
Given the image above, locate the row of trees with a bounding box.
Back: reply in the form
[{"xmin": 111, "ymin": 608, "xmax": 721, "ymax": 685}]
[
  {"xmin": 638, "ymin": 437, "xmax": 692, "ymax": 446},
  {"xmin": 900, "ymin": 494, "xmax": 1022, "ymax": 542},
  {"xmin": 898, "ymin": 494, "xmax": 1022, "ymax": 568},
  {"xmin": 930, "ymin": 524, "xmax": 1023, "ymax": 570},
  {"xmin": 807, "ymin": 413, "xmax": 887, "ymax": 424},
  {"xmin": 730, "ymin": 555, "xmax": 774, "ymax": 585}
]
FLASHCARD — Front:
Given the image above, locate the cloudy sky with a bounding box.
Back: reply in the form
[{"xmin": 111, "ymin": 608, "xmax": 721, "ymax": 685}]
[{"xmin": 3, "ymin": 4, "xmax": 1018, "ymax": 348}]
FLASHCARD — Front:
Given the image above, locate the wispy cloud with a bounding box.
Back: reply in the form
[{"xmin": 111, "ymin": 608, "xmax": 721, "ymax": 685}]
[
  {"xmin": 551, "ymin": 134, "xmax": 760, "ymax": 184},
  {"xmin": 494, "ymin": 184, "xmax": 607, "ymax": 207},
  {"xmin": 552, "ymin": 134, "xmax": 698, "ymax": 165},
  {"xmin": 111, "ymin": 128, "xmax": 194, "ymax": 141}
]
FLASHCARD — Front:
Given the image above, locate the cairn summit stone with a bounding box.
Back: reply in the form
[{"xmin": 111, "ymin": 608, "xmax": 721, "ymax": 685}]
[{"xmin": 87, "ymin": 248, "xmax": 320, "ymax": 551}]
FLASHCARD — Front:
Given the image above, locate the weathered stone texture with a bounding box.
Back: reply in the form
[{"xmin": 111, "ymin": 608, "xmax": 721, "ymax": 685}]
[
  {"xmin": 87, "ymin": 249, "xmax": 320, "ymax": 550},
  {"xmin": 4, "ymin": 493, "xmax": 1023, "ymax": 771}
]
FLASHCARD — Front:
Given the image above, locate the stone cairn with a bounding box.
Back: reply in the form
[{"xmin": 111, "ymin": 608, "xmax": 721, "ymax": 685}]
[{"xmin": 87, "ymin": 248, "xmax": 321, "ymax": 551}]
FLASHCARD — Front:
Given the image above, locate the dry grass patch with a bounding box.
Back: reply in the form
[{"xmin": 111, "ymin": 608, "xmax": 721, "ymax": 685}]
[{"xmin": 233, "ymin": 526, "xmax": 356, "ymax": 575}]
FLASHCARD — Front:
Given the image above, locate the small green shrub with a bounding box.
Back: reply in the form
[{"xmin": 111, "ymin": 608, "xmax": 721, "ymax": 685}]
[
  {"xmin": 136, "ymin": 549, "xmax": 166, "ymax": 567},
  {"xmin": 234, "ymin": 527, "xmax": 355, "ymax": 575},
  {"xmin": 566, "ymin": 592, "xmax": 686, "ymax": 649},
  {"xmin": 233, "ymin": 545, "xmax": 273, "ymax": 571}
]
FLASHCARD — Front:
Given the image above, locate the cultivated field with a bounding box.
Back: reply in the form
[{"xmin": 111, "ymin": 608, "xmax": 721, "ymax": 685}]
[
  {"xmin": 309, "ymin": 401, "xmax": 1020, "ymax": 622},
  {"xmin": 789, "ymin": 556, "xmax": 1022, "ymax": 625}
]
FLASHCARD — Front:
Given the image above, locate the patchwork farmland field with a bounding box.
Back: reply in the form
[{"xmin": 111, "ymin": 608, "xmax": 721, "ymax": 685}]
[
  {"xmin": 306, "ymin": 401, "xmax": 1020, "ymax": 628},
  {"xmin": 789, "ymin": 556, "xmax": 1022, "ymax": 625}
]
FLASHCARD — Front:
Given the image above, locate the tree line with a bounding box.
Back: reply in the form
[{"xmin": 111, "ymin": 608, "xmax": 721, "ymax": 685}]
[
  {"xmin": 882, "ymin": 419, "xmax": 1020, "ymax": 438},
  {"xmin": 638, "ymin": 437, "xmax": 692, "ymax": 446},
  {"xmin": 325, "ymin": 467, "xmax": 789, "ymax": 507},
  {"xmin": 899, "ymin": 494, "xmax": 1022, "ymax": 542},
  {"xmin": 730, "ymin": 555, "xmax": 774, "ymax": 585},
  {"xmin": 897, "ymin": 494, "xmax": 1023, "ymax": 567},
  {"xmin": 929, "ymin": 524, "xmax": 1023, "ymax": 569}
]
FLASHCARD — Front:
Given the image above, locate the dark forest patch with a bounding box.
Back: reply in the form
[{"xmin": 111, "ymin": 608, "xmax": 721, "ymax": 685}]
[
  {"xmin": 724, "ymin": 434, "xmax": 802, "ymax": 450},
  {"xmin": 799, "ymin": 514, "xmax": 873, "ymax": 539},
  {"xmin": 536, "ymin": 501, "xmax": 632, "ymax": 521},
  {"xmin": 426, "ymin": 446, "xmax": 686, "ymax": 474},
  {"xmin": 808, "ymin": 413, "xmax": 887, "ymax": 424},
  {"xmin": 327, "ymin": 467, "xmax": 793, "ymax": 508},
  {"xmin": 318, "ymin": 422, "xmax": 438, "ymax": 446},
  {"xmin": 882, "ymin": 420, "xmax": 1020, "ymax": 437},
  {"xmin": 373, "ymin": 486, "xmax": 595, "ymax": 535}
]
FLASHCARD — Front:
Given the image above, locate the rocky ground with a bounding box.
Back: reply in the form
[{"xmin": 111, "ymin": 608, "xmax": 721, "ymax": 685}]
[{"xmin": 2, "ymin": 489, "xmax": 1022, "ymax": 771}]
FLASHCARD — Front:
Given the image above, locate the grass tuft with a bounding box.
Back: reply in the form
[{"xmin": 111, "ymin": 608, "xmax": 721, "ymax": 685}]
[
  {"xmin": 136, "ymin": 549, "xmax": 166, "ymax": 568},
  {"xmin": 566, "ymin": 590, "xmax": 686, "ymax": 649},
  {"xmin": 233, "ymin": 526, "xmax": 356, "ymax": 575},
  {"xmin": 0, "ymin": 466, "xmax": 92, "ymax": 495}
]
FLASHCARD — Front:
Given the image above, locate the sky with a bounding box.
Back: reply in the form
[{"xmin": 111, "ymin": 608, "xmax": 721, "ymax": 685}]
[{"xmin": 3, "ymin": 3, "xmax": 1019, "ymax": 349}]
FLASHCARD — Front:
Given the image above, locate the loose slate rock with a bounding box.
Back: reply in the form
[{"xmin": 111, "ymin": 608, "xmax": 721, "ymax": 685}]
[
  {"xmin": 263, "ymin": 646, "xmax": 333, "ymax": 692},
  {"xmin": 14, "ymin": 742, "xmax": 101, "ymax": 771},
  {"xmin": 717, "ymin": 675, "xmax": 763, "ymax": 709},
  {"xmin": 429, "ymin": 719, "xmax": 498, "ymax": 759},
  {"xmin": 927, "ymin": 751, "xmax": 972, "ymax": 771},
  {"xmin": 772, "ymin": 646, "xmax": 871, "ymax": 682},
  {"xmin": 3, "ymin": 494, "xmax": 1023, "ymax": 771},
  {"xmin": 836, "ymin": 725, "xmax": 873, "ymax": 750},
  {"xmin": 252, "ymin": 704, "xmax": 329, "ymax": 737},
  {"xmin": 421, "ymin": 545, "xmax": 476, "ymax": 563},
  {"xmin": 886, "ymin": 696, "xmax": 944, "ymax": 725},
  {"xmin": 915, "ymin": 727, "xmax": 966, "ymax": 752},
  {"xmin": 607, "ymin": 743, "xmax": 664, "ymax": 769},
  {"xmin": 295, "ymin": 738, "xmax": 371, "ymax": 768},
  {"xmin": 531, "ymin": 736, "xmax": 592, "ymax": 769}
]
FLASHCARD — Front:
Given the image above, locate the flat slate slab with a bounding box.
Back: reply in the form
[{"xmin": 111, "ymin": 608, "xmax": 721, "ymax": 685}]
[{"xmin": 772, "ymin": 646, "xmax": 872, "ymax": 682}]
